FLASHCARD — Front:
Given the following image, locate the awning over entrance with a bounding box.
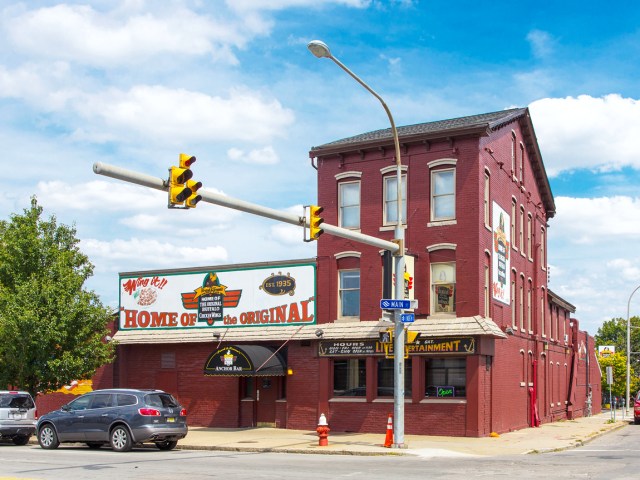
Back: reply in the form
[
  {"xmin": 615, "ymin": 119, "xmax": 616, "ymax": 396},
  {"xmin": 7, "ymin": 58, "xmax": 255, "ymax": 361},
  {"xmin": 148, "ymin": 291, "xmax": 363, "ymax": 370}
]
[{"xmin": 204, "ymin": 345, "xmax": 286, "ymax": 377}]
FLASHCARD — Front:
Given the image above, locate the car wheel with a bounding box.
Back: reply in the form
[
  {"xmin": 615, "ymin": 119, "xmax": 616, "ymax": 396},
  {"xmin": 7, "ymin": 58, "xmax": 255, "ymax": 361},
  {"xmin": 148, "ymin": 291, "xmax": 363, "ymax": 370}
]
[
  {"xmin": 635, "ymin": 417, "xmax": 640, "ymax": 425},
  {"xmin": 155, "ymin": 440, "xmax": 178, "ymax": 451},
  {"xmin": 12, "ymin": 435, "xmax": 30, "ymax": 446},
  {"xmin": 110, "ymin": 425, "xmax": 133, "ymax": 452},
  {"xmin": 38, "ymin": 424, "xmax": 60, "ymax": 449},
  {"xmin": 86, "ymin": 442, "xmax": 103, "ymax": 449}
]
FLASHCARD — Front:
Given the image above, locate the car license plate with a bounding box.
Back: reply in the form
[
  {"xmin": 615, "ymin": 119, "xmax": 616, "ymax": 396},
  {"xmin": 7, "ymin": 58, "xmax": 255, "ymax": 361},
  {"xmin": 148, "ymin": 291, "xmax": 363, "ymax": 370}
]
[
  {"xmin": 167, "ymin": 417, "xmax": 176, "ymax": 423},
  {"xmin": 10, "ymin": 413, "xmax": 25, "ymax": 419}
]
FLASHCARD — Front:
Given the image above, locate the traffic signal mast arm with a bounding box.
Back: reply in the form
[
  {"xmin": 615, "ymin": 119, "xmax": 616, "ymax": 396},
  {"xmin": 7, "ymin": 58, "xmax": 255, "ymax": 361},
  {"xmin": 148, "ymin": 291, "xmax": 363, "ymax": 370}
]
[{"xmin": 93, "ymin": 162, "xmax": 400, "ymax": 254}]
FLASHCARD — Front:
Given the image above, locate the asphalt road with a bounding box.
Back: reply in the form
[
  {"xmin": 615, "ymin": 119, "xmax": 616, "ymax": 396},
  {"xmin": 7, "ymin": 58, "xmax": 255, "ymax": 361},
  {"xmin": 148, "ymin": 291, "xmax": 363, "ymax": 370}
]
[{"xmin": 1, "ymin": 424, "xmax": 638, "ymax": 480}]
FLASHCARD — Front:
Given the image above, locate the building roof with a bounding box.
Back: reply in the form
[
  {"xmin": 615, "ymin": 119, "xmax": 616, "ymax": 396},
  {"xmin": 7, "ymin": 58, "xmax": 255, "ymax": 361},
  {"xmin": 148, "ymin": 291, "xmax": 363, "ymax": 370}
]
[
  {"xmin": 310, "ymin": 108, "xmax": 526, "ymax": 152},
  {"xmin": 309, "ymin": 107, "xmax": 556, "ymax": 218},
  {"xmin": 112, "ymin": 315, "xmax": 506, "ymax": 345}
]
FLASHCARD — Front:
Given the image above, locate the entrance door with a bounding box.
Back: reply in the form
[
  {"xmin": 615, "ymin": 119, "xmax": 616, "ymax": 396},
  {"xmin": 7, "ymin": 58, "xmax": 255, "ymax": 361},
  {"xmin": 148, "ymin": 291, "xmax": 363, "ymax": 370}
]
[{"xmin": 256, "ymin": 377, "xmax": 279, "ymax": 427}]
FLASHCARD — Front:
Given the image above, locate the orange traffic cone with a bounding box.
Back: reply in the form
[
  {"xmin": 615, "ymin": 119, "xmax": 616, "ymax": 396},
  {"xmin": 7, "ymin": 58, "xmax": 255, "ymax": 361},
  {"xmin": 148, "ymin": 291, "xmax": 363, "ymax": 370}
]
[{"xmin": 383, "ymin": 413, "xmax": 393, "ymax": 448}]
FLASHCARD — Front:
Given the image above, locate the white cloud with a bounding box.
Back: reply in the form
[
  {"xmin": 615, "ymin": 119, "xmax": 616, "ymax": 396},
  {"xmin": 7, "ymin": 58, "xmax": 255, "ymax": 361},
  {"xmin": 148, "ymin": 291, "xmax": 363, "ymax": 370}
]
[
  {"xmin": 2, "ymin": 3, "xmax": 264, "ymax": 67},
  {"xmin": 551, "ymin": 196, "xmax": 640, "ymax": 243},
  {"xmin": 81, "ymin": 237, "xmax": 228, "ymax": 271},
  {"xmin": 526, "ymin": 29, "xmax": 554, "ymax": 59},
  {"xmin": 269, "ymin": 223, "xmax": 305, "ymax": 245},
  {"xmin": 226, "ymin": 0, "xmax": 370, "ymax": 13},
  {"xmin": 72, "ymin": 85, "xmax": 295, "ymax": 145},
  {"xmin": 227, "ymin": 146, "xmax": 279, "ymax": 165},
  {"xmin": 529, "ymin": 95, "xmax": 640, "ymax": 176}
]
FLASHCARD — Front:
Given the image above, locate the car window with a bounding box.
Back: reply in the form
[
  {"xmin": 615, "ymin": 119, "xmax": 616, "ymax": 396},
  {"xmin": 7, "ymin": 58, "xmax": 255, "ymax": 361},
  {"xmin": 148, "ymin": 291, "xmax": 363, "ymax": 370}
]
[
  {"xmin": 89, "ymin": 393, "xmax": 112, "ymax": 409},
  {"xmin": 145, "ymin": 393, "xmax": 179, "ymax": 408},
  {"xmin": 67, "ymin": 395, "xmax": 93, "ymax": 411},
  {"xmin": 0, "ymin": 394, "xmax": 34, "ymax": 409},
  {"xmin": 116, "ymin": 394, "xmax": 137, "ymax": 407}
]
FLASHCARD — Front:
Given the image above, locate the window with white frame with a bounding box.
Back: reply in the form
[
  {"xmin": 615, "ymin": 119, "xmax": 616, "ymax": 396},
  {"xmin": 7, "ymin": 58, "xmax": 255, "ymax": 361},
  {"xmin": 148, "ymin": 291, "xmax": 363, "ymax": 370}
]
[
  {"xmin": 519, "ymin": 142, "xmax": 525, "ymax": 184},
  {"xmin": 519, "ymin": 206, "xmax": 524, "ymax": 253},
  {"xmin": 511, "ymin": 199, "xmax": 517, "ymax": 251},
  {"xmin": 431, "ymin": 262, "xmax": 456, "ymax": 314},
  {"xmin": 339, "ymin": 270, "xmax": 360, "ymax": 318},
  {"xmin": 484, "ymin": 171, "xmax": 490, "ymax": 228},
  {"xmin": 511, "ymin": 271, "xmax": 516, "ymax": 327},
  {"xmin": 519, "ymin": 274, "xmax": 524, "ymax": 330},
  {"xmin": 383, "ymin": 175, "xmax": 406, "ymax": 225},
  {"xmin": 540, "ymin": 288, "xmax": 546, "ymax": 337},
  {"xmin": 511, "ymin": 131, "xmax": 516, "ymax": 174},
  {"xmin": 527, "ymin": 279, "xmax": 532, "ymax": 332},
  {"xmin": 431, "ymin": 169, "xmax": 455, "ymax": 221},
  {"xmin": 527, "ymin": 213, "xmax": 532, "ymax": 259},
  {"xmin": 339, "ymin": 181, "xmax": 360, "ymax": 229},
  {"xmin": 484, "ymin": 263, "xmax": 490, "ymax": 318},
  {"xmin": 540, "ymin": 227, "xmax": 546, "ymax": 270}
]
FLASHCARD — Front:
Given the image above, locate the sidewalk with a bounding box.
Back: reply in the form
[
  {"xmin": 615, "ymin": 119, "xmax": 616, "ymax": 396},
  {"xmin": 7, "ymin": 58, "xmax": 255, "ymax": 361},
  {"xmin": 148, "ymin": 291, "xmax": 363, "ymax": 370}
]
[{"xmin": 178, "ymin": 412, "xmax": 629, "ymax": 457}]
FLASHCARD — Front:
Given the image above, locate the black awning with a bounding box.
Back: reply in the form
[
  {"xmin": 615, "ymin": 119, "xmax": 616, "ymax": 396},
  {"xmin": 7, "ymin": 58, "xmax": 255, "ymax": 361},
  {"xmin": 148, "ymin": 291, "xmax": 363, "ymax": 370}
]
[{"xmin": 204, "ymin": 345, "xmax": 286, "ymax": 377}]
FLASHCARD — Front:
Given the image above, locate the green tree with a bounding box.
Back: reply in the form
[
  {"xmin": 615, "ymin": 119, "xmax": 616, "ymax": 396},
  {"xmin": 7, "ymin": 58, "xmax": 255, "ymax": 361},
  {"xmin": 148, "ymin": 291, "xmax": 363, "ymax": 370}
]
[
  {"xmin": 598, "ymin": 352, "xmax": 639, "ymax": 403},
  {"xmin": 0, "ymin": 197, "xmax": 114, "ymax": 398}
]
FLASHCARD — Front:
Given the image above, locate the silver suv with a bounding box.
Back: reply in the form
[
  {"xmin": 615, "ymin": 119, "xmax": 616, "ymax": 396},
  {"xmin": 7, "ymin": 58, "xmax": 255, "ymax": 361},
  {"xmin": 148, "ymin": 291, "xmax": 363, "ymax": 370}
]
[
  {"xmin": 36, "ymin": 388, "xmax": 188, "ymax": 452},
  {"xmin": 0, "ymin": 390, "xmax": 37, "ymax": 445}
]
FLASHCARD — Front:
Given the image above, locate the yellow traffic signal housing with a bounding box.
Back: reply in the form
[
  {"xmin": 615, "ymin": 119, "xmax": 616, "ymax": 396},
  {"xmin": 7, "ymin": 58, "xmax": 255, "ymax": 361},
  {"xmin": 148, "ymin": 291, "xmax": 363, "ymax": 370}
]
[
  {"xmin": 169, "ymin": 166, "xmax": 193, "ymax": 205},
  {"xmin": 308, "ymin": 205, "xmax": 324, "ymax": 240},
  {"xmin": 168, "ymin": 153, "xmax": 198, "ymax": 208},
  {"xmin": 185, "ymin": 179, "xmax": 202, "ymax": 208}
]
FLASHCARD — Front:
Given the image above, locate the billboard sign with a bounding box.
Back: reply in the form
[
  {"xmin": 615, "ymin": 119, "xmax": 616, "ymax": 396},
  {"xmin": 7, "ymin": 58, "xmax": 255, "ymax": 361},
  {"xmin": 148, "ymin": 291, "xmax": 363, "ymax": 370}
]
[
  {"xmin": 492, "ymin": 201, "xmax": 511, "ymax": 305},
  {"xmin": 119, "ymin": 263, "xmax": 316, "ymax": 330}
]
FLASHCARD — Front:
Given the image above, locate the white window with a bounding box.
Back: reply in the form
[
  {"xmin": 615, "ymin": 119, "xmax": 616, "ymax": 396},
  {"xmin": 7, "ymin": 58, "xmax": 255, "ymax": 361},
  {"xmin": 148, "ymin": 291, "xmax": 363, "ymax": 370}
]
[
  {"xmin": 511, "ymin": 131, "xmax": 516, "ymax": 174},
  {"xmin": 339, "ymin": 270, "xmax": 360, "ymax": 318},
  {"xmin": 431, "ymin": 262, "xmax": 456, "ymax": 314},
  {"xmin": 339, "ymin": 181, "xmax": 360, "ymax": 229},
  {"xmin": 484, "ymin": 263, "xmax": 490, "ymax": 318},
  {"xmin": 519, "ymin": 143, "xmax": 525, "ymax": 184},
  {"xmin": 527, "ymin": 280, "xmax": 532, "ymax": 332},
  {"xmin": 383, "ymin": 175, "xmax": 406, "ymax": 225},
  {"xmin": 527, "ymin": 213, "xmax": 532, "ymax": 260},
  {"xmin": 484, "ymin": 171, "xmax": 490, "ymax": 228},
  {"xmin": 540, "ymin": 289, "xmax": 546, "ymax": 337},
  {"xmin": 519, "ymin": 275, "xmax": 524, "ymax": 330},
  {"xmin": 431, "ymin": 169, "xmax": 455, "ymax": 221},
  {"xmin": 511, "ymin": 272, "xmax": 516, "ymax": 328},
  {"xmin": 519, "ymin": 206, "xmax": 524, "ymax": 254},
  {"xmin": 511, "ymin": 199, "xmax": 517, "ymax": 251},
  {"xmin": 540, "ymin": 227, "xmax": 546, "ymax": 270}
]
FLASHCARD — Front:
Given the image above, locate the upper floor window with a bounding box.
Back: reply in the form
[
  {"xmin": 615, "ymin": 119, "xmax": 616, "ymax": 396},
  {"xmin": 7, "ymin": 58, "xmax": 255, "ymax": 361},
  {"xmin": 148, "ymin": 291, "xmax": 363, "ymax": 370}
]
[
  {"xmin": 527, "ymin": 213, "xmax": 532, "ymax": 260},
  {"xmin": 431, "ymin": 262, "xmax": 456, "ymax": 314},
  {"xmin": 540, "ymin": 227, "xmax": 546, "ymax": 270},
  {"xmin": 339, "ymin": 181, "xmax": 360, "ymax": 229},
  {"xmin": 511, "ymin": 199, "xmax": 517, "ymax": 251},
  {"xmin": 483, "ymin": 170, "xmax": 490, "ymax": 228},
  {"xmin": 383, "ymin": 175, "xmax": 406, "ymax": 226},
  {"xmin": 431, "ymin": 169, "xmax": 455, "ymax": 221},
  {"xmin": 519, "ymin": 142, "xmax": 525, "ymax": 184},
  {"xmin": 339, "ymin": 270, "xmax": 360, "ymax": 318},
  {"xmin": 511, "ymin": 131, "xmax": 516, "ymax": 174},
  {"xmin": 519, "ymin": 206, "xmax": 524, "ymax": 254}
]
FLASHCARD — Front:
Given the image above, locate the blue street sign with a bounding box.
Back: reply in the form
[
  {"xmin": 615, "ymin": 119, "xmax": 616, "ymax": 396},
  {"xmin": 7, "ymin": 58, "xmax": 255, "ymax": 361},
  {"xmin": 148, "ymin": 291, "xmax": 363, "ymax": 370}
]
[
  {"xmin": 400, "ymin": 313, "xmax": 415, "ymax": 323},
  {"xmin": 380, "ymin": 299, "xmax": 412, "ymax": 310}
]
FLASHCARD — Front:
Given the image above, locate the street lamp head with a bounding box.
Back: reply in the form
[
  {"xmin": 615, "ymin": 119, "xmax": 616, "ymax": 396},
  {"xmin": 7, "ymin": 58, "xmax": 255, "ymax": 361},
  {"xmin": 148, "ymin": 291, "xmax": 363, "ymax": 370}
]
[{"xmin": 307, "ymin": 40, "xmax": 332, "ymax": 59}]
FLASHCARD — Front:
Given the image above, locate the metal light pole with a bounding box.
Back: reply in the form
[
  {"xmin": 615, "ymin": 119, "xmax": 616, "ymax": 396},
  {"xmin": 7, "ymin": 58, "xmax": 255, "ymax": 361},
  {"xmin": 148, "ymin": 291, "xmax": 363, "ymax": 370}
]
[
  {"xmin": 307, "ymin": 40, "xmax": 407, "ymax": 447},
  {"xmin": 627, "ymin": 285, "xmax": 640, "ymax": 413}
]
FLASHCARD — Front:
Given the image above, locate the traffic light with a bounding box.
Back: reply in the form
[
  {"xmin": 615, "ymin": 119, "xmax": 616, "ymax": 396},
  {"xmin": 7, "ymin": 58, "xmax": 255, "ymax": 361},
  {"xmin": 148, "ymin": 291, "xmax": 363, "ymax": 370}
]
[
  {"xmin": 168, "ymin": 154, "xmax": 197, "ymax": 208},
  {"xmin": 308, "ymin": 205, "xmax": 324, "ymax": 241}
]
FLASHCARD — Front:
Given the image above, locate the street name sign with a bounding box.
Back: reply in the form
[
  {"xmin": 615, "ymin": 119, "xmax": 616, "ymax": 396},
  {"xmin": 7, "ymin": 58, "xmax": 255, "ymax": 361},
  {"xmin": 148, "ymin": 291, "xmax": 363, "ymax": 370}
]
[
  {"xmin": 379, "ymin": 299, "xmax": 418, "ymax": 310},
  {"xmin": 400, "ymin": 313, "xmax": 415, "ymax": 323}
]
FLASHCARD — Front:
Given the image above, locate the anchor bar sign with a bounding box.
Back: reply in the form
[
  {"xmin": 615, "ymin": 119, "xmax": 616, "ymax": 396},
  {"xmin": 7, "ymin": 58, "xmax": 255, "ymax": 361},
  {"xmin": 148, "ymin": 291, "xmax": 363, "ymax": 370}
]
[{"xmin": 380, "ymin": 299, "xmax": 418, "ymax": 310}]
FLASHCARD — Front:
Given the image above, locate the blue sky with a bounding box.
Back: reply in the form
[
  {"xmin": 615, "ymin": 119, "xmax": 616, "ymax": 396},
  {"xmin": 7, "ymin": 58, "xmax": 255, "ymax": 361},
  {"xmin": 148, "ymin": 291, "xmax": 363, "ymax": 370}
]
[{"xmin": 1, "ymin": 0, "xmax": 639, "ymax": 335}]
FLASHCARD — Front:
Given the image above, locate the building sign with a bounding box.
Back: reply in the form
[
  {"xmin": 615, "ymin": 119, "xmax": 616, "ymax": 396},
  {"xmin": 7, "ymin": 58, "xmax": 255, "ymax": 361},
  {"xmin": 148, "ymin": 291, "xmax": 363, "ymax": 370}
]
[
  {"xmin": 492, "ymin": 202, "xmax": 511, "ymax": 305},
  {"xmin": 203, "ymin": 345, "xmax": 286, "ymax": 376},
  {"xmin": 318, "ymin": 337, "xmax": 475, "ymax": 357},
  {"xmin": 598, "ymin": 345, "xmax": 615, "ymax": 357},
  {"xmin": 119, "ymin": 263, "xmax": 315, "ymax": 330}
]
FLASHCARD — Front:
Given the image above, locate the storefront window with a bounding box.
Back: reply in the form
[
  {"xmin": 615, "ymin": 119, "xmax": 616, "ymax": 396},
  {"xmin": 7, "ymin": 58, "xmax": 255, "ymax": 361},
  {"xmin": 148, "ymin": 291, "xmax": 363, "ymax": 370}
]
[
  {"xmin": 333, "ymin": 359, "xmax": 366, "ymax": 397},
  {"xmin": 377, "ymin": 358, "xmax": 412, "ymax": 397},
  {"xmin": 425, "ymin": 358, "xmax": 466, "ymax": 398}
]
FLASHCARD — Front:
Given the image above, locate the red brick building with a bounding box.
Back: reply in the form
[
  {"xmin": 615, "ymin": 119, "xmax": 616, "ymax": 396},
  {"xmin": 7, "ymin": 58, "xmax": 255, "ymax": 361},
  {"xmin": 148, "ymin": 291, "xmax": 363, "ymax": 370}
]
[{"xmin": 37, "ymin": 108, "xmax": 602, "ymax": 437}]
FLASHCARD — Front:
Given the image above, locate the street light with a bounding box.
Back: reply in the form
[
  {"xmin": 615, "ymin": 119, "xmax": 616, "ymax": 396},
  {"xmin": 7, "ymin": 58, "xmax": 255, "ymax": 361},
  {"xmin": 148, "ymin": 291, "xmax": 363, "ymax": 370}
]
[
  {"xmin": 627, "ymin": 285, "xmax": 640, "ymax": 414},
  {"xmin": 307, "ymin": 40, "xmax": 407, "ymax": 447}
]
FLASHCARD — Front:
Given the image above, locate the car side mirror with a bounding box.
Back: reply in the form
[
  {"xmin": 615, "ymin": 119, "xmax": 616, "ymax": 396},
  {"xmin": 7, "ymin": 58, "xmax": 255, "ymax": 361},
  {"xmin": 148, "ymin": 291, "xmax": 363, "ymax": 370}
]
[{"xmin": 61, "ymin": 404, "xmax": 70, "ymax": 412}]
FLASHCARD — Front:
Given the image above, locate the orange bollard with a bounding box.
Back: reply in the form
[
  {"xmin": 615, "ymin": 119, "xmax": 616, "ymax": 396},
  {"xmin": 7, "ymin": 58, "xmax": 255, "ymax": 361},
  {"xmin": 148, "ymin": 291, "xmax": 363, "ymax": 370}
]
[
  {"xmin": 316, "ymin": 413, "xmax": 330, "ymax": 446},
  {"xmin": 383, "ymin": 413, "xmax": 393, "ymax": 448}
]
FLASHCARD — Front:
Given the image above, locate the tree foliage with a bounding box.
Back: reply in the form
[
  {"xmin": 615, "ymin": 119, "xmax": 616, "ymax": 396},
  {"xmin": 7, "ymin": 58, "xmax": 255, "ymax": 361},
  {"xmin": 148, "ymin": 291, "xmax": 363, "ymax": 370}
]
[
  {"xmin": 0, "ymin": 198, "xmax": 114, "ymax": 398},
  {"xmin": 596, "ymin": 316, "xmax": 640, "ymax": 400}
]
